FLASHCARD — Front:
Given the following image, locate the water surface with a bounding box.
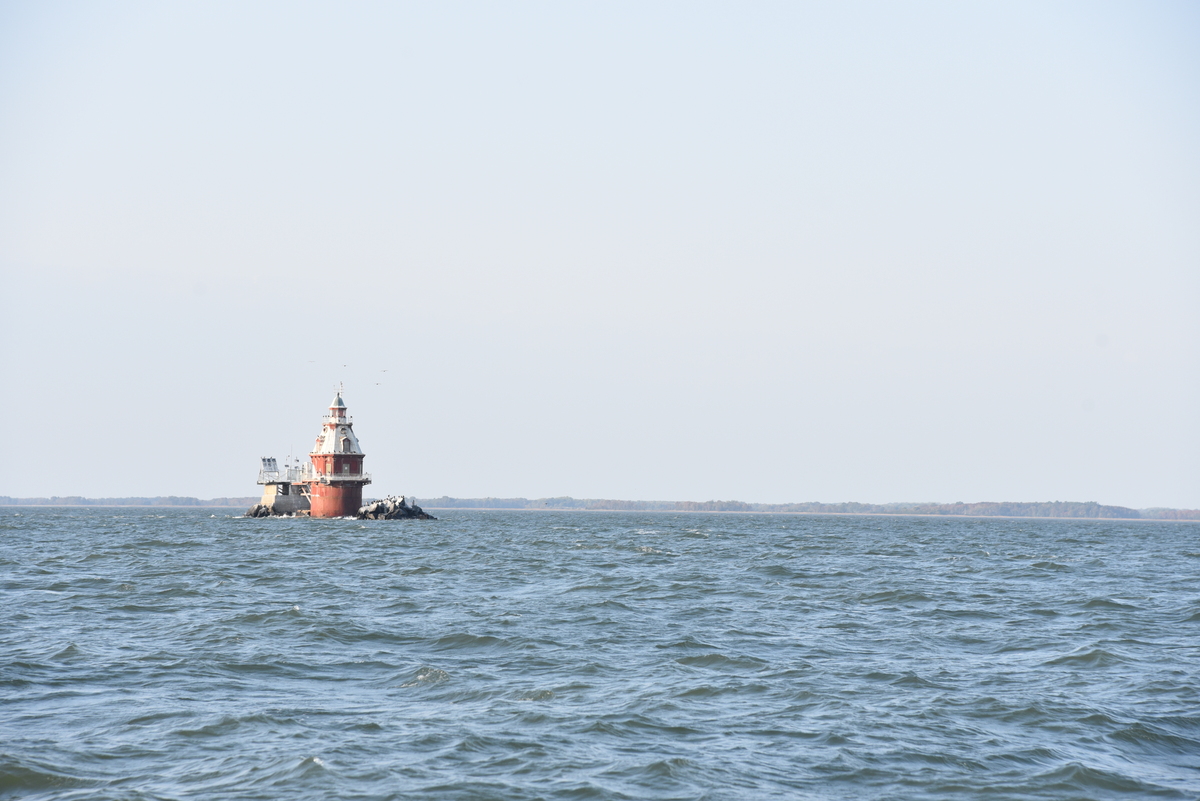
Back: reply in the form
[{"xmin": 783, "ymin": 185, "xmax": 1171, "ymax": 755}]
[{"xmin": 2, "ymin": 509, "xmax": 1198, "ymax": 799}]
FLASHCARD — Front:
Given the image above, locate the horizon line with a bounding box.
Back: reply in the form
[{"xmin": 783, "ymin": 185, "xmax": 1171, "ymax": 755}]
[{"xmin": 1, "ymin": 495, "xmax": 1197, "ymax": 520}]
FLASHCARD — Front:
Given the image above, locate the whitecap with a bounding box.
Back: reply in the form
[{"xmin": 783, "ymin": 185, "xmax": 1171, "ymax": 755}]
[{"xmin": 401, "ymin": 666, "xmax": 450, "ymax": 687}]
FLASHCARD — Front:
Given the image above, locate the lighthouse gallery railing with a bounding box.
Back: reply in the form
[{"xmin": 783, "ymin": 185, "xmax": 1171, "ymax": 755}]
[{"xmin": 259, "ymin": 466, "xmax": 371, "ymax": 484}]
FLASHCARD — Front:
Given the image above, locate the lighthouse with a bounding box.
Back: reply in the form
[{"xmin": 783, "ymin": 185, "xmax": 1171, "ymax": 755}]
[{"xmin": 302, "ymin": 392, "xmax": 371, "ymax": 517}]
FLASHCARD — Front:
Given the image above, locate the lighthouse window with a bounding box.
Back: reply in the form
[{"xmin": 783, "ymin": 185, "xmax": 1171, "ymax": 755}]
[{"xmin": 341, "ymin": 437, "xmax": 351, "ymax": 453}]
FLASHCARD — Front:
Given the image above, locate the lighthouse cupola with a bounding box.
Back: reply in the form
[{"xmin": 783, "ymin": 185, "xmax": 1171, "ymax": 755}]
[
  {"xmin": 329, "ymin": 393, "xmax": 347, "ymax": 419},
  {"xmin": 303, "ymin": 391, "xmax": 371, "ymax": 517}
]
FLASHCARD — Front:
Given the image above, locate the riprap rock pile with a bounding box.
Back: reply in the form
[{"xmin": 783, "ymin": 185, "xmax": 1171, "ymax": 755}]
[
  {"xmin": 244, "ymin": 503, "xmax": 308, "ymax": 518},
  {"xmin": 357, "ymin": 495, "xmax": 436, "ymax": 520}
]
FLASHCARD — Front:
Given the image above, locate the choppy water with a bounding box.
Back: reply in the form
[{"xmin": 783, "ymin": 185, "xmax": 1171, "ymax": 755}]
[{"xmin": 2, "ymin": 508, "xmax": 1199, "ymax": 800}]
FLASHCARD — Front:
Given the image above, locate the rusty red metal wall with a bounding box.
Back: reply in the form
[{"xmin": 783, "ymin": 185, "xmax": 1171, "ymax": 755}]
[
  {"xmin": 308, "ymin": 482, "xmax": 363, "ymax": 518},
  {"xmin": 310, "ymin": 455, "xmax": 364, "ymax": 475}
]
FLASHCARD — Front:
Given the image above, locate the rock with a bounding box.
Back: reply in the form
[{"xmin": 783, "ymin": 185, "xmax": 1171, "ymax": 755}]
[
  {"xmin": 243, "ymin": 503, "xmax": 310, "ymax": 518},
  {"xmin": 247, "ymin": 495, "xmax": 433, "ymax": 520},
  {"xmin": 355, "ymin": 495, "xmax": 437, "ymax": 521}
]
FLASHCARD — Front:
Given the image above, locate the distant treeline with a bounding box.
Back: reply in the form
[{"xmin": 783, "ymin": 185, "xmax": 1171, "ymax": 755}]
[
  {"xmin": 1, "ymin": 496, "xmax": 1197, "ymax": 519},
  {"xmin": 0, "ymin": 496, "xmax": 258, "ymax": 507},
  {"xmin": 419, "ymin": 497, "xmax": 1200, "ymax": 520}
]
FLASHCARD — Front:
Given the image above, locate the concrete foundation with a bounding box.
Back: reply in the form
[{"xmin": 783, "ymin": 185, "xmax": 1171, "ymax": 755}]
[{"xmin": 244, "ymin": 482, "xmax": 311, "ymax": 517}]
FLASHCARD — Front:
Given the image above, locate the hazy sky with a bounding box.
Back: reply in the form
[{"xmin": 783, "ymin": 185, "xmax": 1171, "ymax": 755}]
[{"xmin": 1, "ymin": 2, "xmax": 1197, "ymax": 507}]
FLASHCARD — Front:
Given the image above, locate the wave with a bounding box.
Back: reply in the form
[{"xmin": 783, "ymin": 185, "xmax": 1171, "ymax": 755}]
[
  {"xmin": 1044, "ymin": 648, "xmax": 1126, "ymax": 668},
  {"xmin": 675, "ymin": 653, "xmax": 767, "ymax": 670},
  {"xmin": 1081, "ymin": 598, "xmax": 1140, "ymax": 610},
  {"xmin": 0, "ymin": 756, "xmax": 99, "ymax": 795}
]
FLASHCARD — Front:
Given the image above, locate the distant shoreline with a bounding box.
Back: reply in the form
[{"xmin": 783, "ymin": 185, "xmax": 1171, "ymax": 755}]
[
  {"xmin": 0, "ymin": 496, "xmax": 257, "ymax": 508},
  {"xmin": 418, "ymin": 497, "xmax": 1200, "ymax": 521},
  {"xmin": 2, "ymin": 504, "xmax": 252, "ymax": 509},
  {"xmin": 420, "ymin": 507, "xmax": 1200, "ymax": 523},
  {"xmin": 2, "ymin": 496, "xmax": 1197, "ymax": 520}
]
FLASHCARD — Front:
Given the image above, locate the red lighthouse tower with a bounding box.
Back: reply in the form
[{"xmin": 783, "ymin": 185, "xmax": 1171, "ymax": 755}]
[{"xmin": 303, "ymin": 392, "xmax": 371, "ymax": 518}]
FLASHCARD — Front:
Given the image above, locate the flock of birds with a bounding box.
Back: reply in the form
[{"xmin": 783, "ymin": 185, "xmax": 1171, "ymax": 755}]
[{"xmin": 301, "ymin": 363, "xmax": 390, "ymax": 390}]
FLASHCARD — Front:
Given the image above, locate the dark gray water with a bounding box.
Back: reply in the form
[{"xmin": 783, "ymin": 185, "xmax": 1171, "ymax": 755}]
[{"xmin": 2, "ymin": 508, "xmax": 1199, "ymax": 800}]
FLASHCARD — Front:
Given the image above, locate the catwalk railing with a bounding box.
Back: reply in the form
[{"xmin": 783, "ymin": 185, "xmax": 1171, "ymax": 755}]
[{"xmin": 259, "ymin": 467, "xmax": 370, "ymax": 484}]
